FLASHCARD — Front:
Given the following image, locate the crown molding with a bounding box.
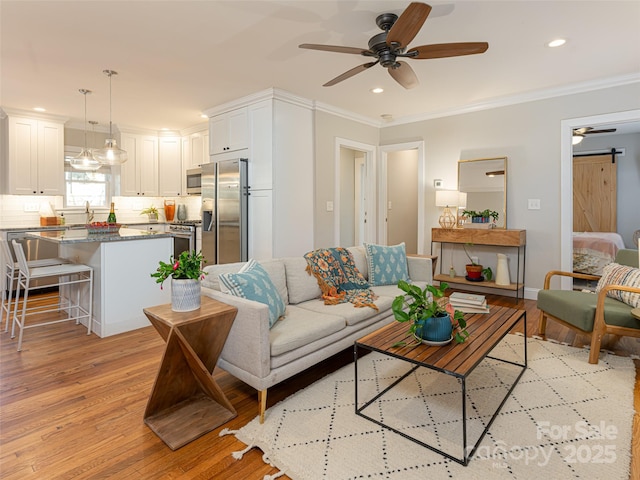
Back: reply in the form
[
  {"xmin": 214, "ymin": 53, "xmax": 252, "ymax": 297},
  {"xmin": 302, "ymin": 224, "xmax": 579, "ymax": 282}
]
[
  {"xmin": 313, "ymin": 101, "xmax": 380, "ymax": 128},
  {"xmin": 385, "ymin": 73, "xmax": 640, "ymax": 127},
  {"xmin": 0, "ymin": 107, "xmax": 69, "ymax": 123},
  {"xmin": 203, "ymin": 88, "xmax": 314, "ymax": 117}
]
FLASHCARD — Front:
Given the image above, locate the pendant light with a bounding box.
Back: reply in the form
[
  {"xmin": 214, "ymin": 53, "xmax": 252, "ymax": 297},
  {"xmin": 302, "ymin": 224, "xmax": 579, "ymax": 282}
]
[
  {"xmin": 71, "ymin": 89, "xmax": 101, "ymax": 171},
  {"xmin": 93, "ymin": 69, "xmax": 128, "ymax": 165}
]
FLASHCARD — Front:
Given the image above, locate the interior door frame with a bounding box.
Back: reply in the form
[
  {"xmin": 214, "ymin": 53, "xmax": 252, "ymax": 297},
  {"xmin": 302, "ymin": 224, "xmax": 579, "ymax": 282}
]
[
  {"xmin": 560, "ymin": 108, "xmax": 640, "ymax": 289},
  {"xmin": 379, "ymin": 141, "xmax": 425, "ymax": 253},
  {"xmin": 334, "ymin": 138, "xmax": 376, "ymax": 246}
]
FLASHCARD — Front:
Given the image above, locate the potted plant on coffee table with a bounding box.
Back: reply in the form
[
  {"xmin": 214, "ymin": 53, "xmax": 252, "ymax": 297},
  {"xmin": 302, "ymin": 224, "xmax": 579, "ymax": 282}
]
[{"xmin": 391, "ymin": 280, "xmax": 469, "ymax": 346}]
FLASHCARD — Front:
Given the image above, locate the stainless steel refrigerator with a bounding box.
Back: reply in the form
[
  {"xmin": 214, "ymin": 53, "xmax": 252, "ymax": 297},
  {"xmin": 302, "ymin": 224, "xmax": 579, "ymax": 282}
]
[{"xmin": 201, "ymin": 159, "xmax": 249, "ymax": 265}]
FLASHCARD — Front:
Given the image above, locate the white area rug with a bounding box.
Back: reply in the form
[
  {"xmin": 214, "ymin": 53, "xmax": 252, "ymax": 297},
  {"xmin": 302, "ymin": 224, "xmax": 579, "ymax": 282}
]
[{"xmin": 227, "ymin": 336, "xmax": 635, "ymax": 479}]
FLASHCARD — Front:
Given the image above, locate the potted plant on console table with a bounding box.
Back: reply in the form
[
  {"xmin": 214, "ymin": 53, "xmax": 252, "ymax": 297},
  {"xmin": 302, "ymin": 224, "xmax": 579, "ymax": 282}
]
[
  {"xmin": 391, "ymin": 280, "xmax": 469, "ymax": 346},
  {"xmin": 462, "ymin": 243, "xmax": 493, "ymax": 282},
  {"xmin": 151, "ymin": 250, "xmax": 207, "ymax": 312}
]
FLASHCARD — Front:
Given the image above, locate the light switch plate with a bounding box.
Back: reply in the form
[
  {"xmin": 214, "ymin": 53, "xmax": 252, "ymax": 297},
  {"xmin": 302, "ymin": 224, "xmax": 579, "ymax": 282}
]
[
  {"xmin": 528, "ymin": 199, "xmax": 541, "ymax": 210},
  {"xmin": 326, "ymin": 201, "xmax": 334, "ymax": 212},
  {"xmin": 24, "ymin": 203, "xmax": 39, "ymax": 212}
]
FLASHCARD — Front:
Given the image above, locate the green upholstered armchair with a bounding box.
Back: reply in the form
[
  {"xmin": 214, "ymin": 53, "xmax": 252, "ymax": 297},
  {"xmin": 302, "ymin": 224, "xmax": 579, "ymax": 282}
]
[{"xmin": 537, "ymin": 249, "xmax": 640, "ymax": 364}]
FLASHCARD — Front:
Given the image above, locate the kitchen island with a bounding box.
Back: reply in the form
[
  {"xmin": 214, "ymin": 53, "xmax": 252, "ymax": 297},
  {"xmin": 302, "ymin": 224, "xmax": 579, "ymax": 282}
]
[{"xmin": 26, "ymin": 228, "xmax": 173, "ymax": 337}]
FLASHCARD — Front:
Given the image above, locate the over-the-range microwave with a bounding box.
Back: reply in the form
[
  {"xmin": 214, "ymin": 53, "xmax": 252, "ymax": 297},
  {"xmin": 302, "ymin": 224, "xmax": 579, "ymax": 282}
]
[{"xmin": 185, "ymin": 167, "xmax": 202, "ymax": 194}]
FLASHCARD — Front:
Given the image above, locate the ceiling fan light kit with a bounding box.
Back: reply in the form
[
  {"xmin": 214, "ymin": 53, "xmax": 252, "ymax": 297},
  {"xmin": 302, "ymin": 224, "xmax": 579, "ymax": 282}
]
[
  {"xmin": 572, "ymin": 126, "xmax": 617, "ymax": 145},
  {"xmin": 299, "ymin": 2, "xmax": 488, "ymax": 89}
]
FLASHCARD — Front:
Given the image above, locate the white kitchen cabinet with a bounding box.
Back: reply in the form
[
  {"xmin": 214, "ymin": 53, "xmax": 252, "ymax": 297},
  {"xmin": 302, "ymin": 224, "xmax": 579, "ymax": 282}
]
[
  {"xmin": 206, "ymin": 90, "xmax": 314, "ymax": 259},
  {"xmin": 158, "ymin": 136, "xmax": 182, "ymax": 196},
  {"xmin": 248, "ymin": 189, "xmax": 273, "ymax": 261},
  {"xmin": 209, "ymin": 107, "xmax": 248, "ymax": 155},
  {"xmin": 181, "ymin": 129, "xmax": 209, "ymax": 171},
  {"xmin": 3, "ymin": 114, "xmax": 64, "ymax": 195},
  {"xmin": 120, "ymin": 133, "xmax": 158, "ymax": 196}
]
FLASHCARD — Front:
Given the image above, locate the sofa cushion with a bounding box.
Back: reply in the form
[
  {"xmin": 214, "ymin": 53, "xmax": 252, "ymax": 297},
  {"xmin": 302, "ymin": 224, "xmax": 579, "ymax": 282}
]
[
  {"xmin": 270, "ymin": 305, "xmax": 346, "ymax": 356},
  {"xmin": 204, "ymin": 259, "xmax": 288, "ymax": 303},
  {"xmin": 596, "ymin": 262, "xmax": 640, "ymax": 308},
  {"xmin": 347, "ymin": 246, "xmax": 368, "ymax": 280},
  {"xmin": 283, "ymin": 256, "xmax": 322, "ymax": 305},
  {"xmin": 364, "ymin": 242, "xmax": 409, "ymax": 286},
  {"xmin": 219, "ymin": 259, "xmax": 286, "ymax": 328},
  {"xmin": 296, "ymin": 295, "xmax": 394, "ymax": 326},
  {"xmin": 370, "ymin": 280, "xmax": 428, "ymax": 299}
]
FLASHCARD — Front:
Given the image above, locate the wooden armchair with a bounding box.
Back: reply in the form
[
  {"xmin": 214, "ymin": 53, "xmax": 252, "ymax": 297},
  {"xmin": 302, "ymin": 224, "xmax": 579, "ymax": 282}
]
[{"xmin": 537, "ymin": 249, "xmax": 640, "ymax": 364}]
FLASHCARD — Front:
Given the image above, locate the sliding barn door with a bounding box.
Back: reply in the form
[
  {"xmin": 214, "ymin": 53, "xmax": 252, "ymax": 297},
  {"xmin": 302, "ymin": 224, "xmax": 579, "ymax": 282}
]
[{"xmin": 573, "ymin": 154, "xmax": 617, "ymax": 232}]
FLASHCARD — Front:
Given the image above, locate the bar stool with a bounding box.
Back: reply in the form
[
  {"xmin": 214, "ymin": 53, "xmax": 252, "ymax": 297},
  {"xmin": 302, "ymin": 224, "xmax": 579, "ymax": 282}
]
[
  {"xmin": 11, "ymin": 240, "xmax": 94, "ymax": 351},
  {"xmin": 1, "ymin": 239, "xmax": 69, "ymax": 333}
]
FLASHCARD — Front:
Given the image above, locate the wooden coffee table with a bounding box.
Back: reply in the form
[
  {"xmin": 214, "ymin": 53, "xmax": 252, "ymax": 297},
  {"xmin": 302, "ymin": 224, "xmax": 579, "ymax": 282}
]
[
  {"xmin": 355, "ymin": 305, "xmax": 526, "ymax": 466},
  {"xmin": 143, "ymin": 296, "xmax": 238, "ymax": 450}
]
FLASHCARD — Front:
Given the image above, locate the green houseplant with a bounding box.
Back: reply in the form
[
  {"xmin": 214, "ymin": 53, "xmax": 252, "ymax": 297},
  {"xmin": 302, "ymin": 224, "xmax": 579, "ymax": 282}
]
[
  {"xmin": 141, "ymin": 205, "xmax": 159, "ymax": 222},
  {"xmin": 463, "ymin": 243, "xmax": 483, "ymax": 280},
  {"xmin": 391, "ymin": 280, "xmax": 469, "ymax": 345},
  {"xmin": 151, "ymin": 250, "xmax": 207, "ymax": 312}
]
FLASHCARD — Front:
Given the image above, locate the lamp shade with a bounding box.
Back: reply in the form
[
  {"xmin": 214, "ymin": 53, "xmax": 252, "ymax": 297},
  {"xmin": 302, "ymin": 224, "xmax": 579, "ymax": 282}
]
[
  {"xmin": 435, "ymin": 190, "xmax": 459, "ymax": 207},
  {"xmin": 93, "ymin": 139, "xmax": 128, "ymax": 165}
]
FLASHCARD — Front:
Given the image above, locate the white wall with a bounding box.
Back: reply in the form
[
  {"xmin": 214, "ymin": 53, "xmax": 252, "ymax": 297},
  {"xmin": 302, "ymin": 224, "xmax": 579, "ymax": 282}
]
[
  {"xmin": 379, "ymin": 83, "xmax": 640, "ymax": 293},
  {"xmin": 314, "ymin": 110, "xmax": 379, "ymax": 248}
]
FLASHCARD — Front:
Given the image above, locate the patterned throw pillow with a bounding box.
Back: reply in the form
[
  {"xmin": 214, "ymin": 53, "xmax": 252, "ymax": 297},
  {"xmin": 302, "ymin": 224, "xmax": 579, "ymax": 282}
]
[
  {"xmin": 596, "ymin": 262, "xmax": 640, "ymax": 308},
  {"xmin": 364, "ymin": 242, "xmax": 409, "ymax": 286},
  {"xmin": 219, "ymin": 259, "xmax": 286, "ymax": 327}
]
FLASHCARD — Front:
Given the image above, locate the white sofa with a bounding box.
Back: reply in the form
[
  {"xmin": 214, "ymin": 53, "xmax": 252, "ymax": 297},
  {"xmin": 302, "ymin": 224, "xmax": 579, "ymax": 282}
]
[{"xmin": 201, "ymin": 246, "xmax": 433, "ymax": 422}]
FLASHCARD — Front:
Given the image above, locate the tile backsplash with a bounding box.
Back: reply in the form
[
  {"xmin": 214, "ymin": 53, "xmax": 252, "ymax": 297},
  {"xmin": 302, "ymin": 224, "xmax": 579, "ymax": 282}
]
[{"xmin": 0, "ymin": 195, "xmax": 202, "ymax": 228}]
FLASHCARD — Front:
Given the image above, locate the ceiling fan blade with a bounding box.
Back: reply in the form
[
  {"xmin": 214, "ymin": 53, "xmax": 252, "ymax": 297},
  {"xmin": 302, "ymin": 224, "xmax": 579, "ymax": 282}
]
[
  {"xmin": 410, "ymin": 42, "xmax": 489, "ymax": 59},
  {"xmin": 387, "ymin": 2, "xmax": 432, "ymax": 48},
  {"xmin": 573, "ymin": 127, "xmax": 591, "ymax": 135},
  {"xmin": 388, "ymin": 61, "xmax": 419, "ymax": 89},
  {"xmin": 584, "ymin": 128, "xmax": 617, "ymax": 134},
  {"xmin": 323, "ymin": 61, "xmax": 378, "ymax": 87},
  {"xmin": 299, "ymin": 43, "xmax": 371, "ymax": 55}
]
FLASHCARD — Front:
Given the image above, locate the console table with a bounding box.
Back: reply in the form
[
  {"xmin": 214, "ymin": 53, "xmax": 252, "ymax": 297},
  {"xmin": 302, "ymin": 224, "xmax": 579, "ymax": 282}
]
[
  {"xmin": 143, "ymin": 296, "xmax": 238, "ymax": 450},
  {"xmin": 431, "ymin": 228, "xmax": 526, "ymax": 301}
]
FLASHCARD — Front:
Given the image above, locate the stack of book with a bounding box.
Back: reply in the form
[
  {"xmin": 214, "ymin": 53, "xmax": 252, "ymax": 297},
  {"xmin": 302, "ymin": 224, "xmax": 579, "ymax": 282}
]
[{"xmin": 448, "ymin": 292, "xmax": 490, "ymax": 313}]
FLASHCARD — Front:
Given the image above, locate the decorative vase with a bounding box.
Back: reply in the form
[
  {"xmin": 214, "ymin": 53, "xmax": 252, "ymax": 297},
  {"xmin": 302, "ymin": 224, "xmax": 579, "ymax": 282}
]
[
  {"xmin": 495, "ymin": 253, "xmax": 511, "ymax": 286},
  {"xmin": 415, "ymin": 314, "xmax": 453, "ymax": 343},
  {"xmin": 177, "ymin": 204, "xmax": 187, "ymax": 221},
  {"xmin": 171, "ymin": 278, "xmax": 201, "ymax": 312}
]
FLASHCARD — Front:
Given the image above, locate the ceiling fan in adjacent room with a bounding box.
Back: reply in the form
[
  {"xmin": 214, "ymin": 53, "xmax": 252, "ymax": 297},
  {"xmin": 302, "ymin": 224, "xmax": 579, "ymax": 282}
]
[
  {"xmin": 572, "ymin": 126, "xmax": 618, "ymax": 145},
  {"xmin": 298, "ymin": 2, "xmax": 488, "ymax": 89}
]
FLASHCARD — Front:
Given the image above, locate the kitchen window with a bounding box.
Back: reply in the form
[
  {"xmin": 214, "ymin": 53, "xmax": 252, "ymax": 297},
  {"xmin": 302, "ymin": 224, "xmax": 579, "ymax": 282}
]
[{"xmin": 64, "ymin": 149, "xmax": 113, "ymax": 208}]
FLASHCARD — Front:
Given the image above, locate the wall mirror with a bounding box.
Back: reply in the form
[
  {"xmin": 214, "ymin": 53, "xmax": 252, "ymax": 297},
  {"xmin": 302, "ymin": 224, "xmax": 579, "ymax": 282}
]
[{"xmin": 458, "ymin": 156, "xmax": 507, "ymax": 228}]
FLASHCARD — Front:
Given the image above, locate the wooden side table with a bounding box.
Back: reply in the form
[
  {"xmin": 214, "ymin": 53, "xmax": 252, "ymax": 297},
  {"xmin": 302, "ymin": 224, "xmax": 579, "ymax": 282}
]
[{"xmin": 143, "ymin": 296, "xmax": 238, "ymax": 450}]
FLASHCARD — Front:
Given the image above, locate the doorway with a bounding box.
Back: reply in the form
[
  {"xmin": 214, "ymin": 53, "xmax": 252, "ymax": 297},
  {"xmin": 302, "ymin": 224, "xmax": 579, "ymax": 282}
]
[
  {"xmin": 334, "ymin": 138, "xmax": 376, "ymax": 247},
  {"xmin": 380, "ymin": 142, "xmax": 425, "ymax": 254},
  {"xmin": 560, "ymin": 109, "xmax": 640, "ymax": 288}
]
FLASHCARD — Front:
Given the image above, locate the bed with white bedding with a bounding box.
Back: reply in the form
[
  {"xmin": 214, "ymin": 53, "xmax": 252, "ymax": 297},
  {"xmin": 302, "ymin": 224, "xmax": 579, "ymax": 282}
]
[{"xmin": 573, "ymin": 231, "xmax": 626, "ymax": 275}]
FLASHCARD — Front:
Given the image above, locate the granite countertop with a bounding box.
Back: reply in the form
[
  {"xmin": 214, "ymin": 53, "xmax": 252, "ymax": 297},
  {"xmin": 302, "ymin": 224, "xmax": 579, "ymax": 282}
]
[
  {"xmin": 0, "ymin": 222, "xmax": 169, "ymax": 232},
  {"xmin": 24, "ymin": 228, "xmax": 174, "ymax": 244}
]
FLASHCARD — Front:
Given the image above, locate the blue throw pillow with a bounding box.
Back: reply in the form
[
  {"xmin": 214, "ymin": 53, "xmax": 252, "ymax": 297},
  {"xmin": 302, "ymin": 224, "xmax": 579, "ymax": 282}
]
[
  {"xmin": 219, "ymin": 259, "xmax": 286, "ymax": 327},
  {"xmin": 364, "ymin": 242, "xmax": 409, "ymax": 286}
]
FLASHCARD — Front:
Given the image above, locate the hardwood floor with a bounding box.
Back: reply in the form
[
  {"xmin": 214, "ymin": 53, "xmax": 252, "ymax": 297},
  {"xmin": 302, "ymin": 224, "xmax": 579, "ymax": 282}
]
[{"xmin": 1, "ymin": 293, "xmax": 638, "ymax": 479}]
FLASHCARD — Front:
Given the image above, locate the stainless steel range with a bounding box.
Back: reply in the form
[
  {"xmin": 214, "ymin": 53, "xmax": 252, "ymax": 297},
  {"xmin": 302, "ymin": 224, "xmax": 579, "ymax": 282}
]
[{"xmin": 168, "ymin": 221, "xmax": 200, "ymax": 258}]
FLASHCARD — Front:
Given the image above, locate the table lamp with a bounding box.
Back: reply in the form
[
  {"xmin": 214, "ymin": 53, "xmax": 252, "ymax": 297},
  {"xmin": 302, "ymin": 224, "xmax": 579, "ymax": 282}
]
[{"xmin": 435, "ymin": 190, "xmax": 459, "ymax": 229}]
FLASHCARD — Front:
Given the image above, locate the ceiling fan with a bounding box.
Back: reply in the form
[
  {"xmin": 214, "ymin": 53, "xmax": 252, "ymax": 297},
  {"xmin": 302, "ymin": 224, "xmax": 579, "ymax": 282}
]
[
  {"xmin": 572, "ymin": 127, "xmax": 617, "ymax": 145},
  {"xmin": 299, "ymin": 2, "xmax": 488, "ymax": 89}
]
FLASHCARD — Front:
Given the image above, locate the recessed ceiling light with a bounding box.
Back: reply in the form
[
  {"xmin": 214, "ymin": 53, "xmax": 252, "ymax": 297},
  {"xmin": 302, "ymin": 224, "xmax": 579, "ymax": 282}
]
[
  {"xmin": 548, "ymin": 38, "xmax": 566, "ymax": 48},
  {"xmin": 371, "ymin": 87, "xmax": 384, "ymax": 94},
  {"xmin": 200, "ymin": 114, "xmax": 208, "ymax": 119},
  {"xmin": 33, "ymin": 107, "xmax": 46, "ymax": 112}
]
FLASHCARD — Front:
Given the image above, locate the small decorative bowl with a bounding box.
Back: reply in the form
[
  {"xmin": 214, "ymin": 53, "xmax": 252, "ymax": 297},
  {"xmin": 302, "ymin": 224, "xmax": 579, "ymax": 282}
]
[{"xmin": 85, "ymin": 223, "xmax": 121, "ymax": 234}]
